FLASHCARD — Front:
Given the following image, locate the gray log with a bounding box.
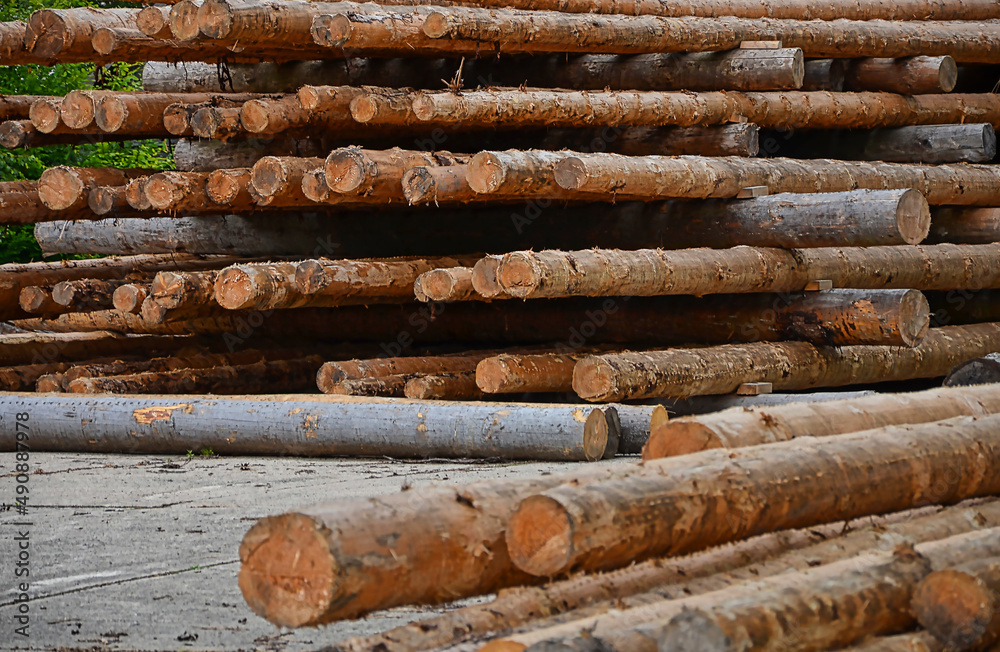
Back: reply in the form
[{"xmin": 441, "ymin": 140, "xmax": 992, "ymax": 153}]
[
  {"xmin": 944, "ymin": 352, "xmax": 1000, "ymax": 387},
  {"xmin": 0, "ymin": 394, "xmax": 618, "ymax": 461},
  {"xmin": 860, "ymin": 123, "xmax": 996, "ymax": 164},
  {"xmin": 172, "ymin": 137, "xmax": 328, "ymax": 172}
]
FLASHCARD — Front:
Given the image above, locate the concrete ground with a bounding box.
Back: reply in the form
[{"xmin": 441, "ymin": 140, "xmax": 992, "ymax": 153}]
[{"xmin": 0, "ymin": 451, "xmax": 628, "ymax": 651}]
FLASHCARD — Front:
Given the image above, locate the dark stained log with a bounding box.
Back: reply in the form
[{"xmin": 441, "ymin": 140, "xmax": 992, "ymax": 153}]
[
  {"xmin": 944, "ymin": 353, "xmax": 1000, "ymax": 387},
  {"xmin": 911, "ymin": 558, "xmax": 1000, "ymax": 651},
  {"xmin": 771, "ymin": 124, "xmax": 997, "ymax": 164},
  {"xmin": 19, "ymin": 286, "xmax": 64, "ymax": 316},
  {"xmin": 929, "ymin": 207, "xmax": 1000, "ymax": 244},
  {"xmin": 845, "ymin": 56, "xmax": 959, "ymax": 94},
  {"xmin": 801, "ymin": 59, "xmax": 845, "ymax": 91}
]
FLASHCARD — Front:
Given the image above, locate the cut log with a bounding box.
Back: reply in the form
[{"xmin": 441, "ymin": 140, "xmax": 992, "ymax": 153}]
[
  {"xmin": 505, "ymin": 415, "xmax": 1000, "ymax": 578},
  {"xmin": 572, "ymin": 322, "xmax": 1000, "ymax": 401},
  {"xmin": 845, "ymin": 56, "xmax": 959, "ymax": 95},
  {"xmin": 643, "ymin": 383, "xmax": 1000, "ymax": 459},
  {"xmin": 136, "ymin": 5, "xmax": 172, "ymax": 37},
  {"xmin": 403, "ymin": 371, "xmax": 484, "ymax": 400},
  {"xmin": 293, "ymin": 255, "xmax": 477, "ymax": 301},
  {"xmin": 495, "ymin": 243, "xmax": 1000, "ymax": 300},
  {"xmin": 240, "ymin": 88, "xmax": 364, "ymax": 135},
  {"xmin": 794, "ymin": 124, "xmax": 998, "ymax": 165},
  {"xmin": 944, "ymin": 353, "xmax": 1000, "ymax": 387},
  {"xmin": 111, "ymin": 283, "xmax": 149, "ymax": 313},
  {"xmin": 418, "ymin": 8, "xmax": 1000, "ymax": 62},
  {"xmin": 0, "ymin": 95, "xmax": 52, "ymax": 123},
  {"xmin": 249, "ymin": 156, "xmax": 324, "ymax": 198},
  {"xmin": 67, "ymin": 356, "xmax": 324, "ymax": 395},
  {"xmin": 0, "ymin": 186, "xmax": 107, "ymax": 225},
  {"xmin": 801, "ymin": 59, "xmax": 844, "ymax": 91},
  {"xmin": 316, "ymin": 351, "xmax": 497, "ymax": 394},
  {"xmin": 143, "ymin": 171, "xmax": 213, "ymax": 211},
  {"xmin": 0, "ymin": 331, "xmax": 202, "ymax": 367},
  {"xmin": 415, "ymin": 267, "xmax": 481, "ymax": 302},
  {"xmin": 60, "ymin": 89, "xmax": 111, "ymax": 130},
  {"xmin": 24, "ymin": 8, "xmax": 138, "ymax": 61},
  {"xmin": 51, "ymin": 279, "xmax": 125, "ymax": 312},
  {"xmin": 0, "ymin": 119, "xmax": 107, "ymax": 149},
  {"xmin": 301, "ymin": 169, "xmax": 330, "ymax": 202},
  {"xmin": 190, "ymin": 105, "xmax": 243, "ymax": 139},
  {"xmin": 477, "ymin": 352, "xmax": 593, "ymax": 394},
  {"xmin": 912, "ymin": 558, "xmax": 1000, "ymax": 651},
  {"xmin": 0, "ymin": 362, "xmax": 73, "ymax": 391},
  {"xmin": 88, "ymin": 185, "xmax": 132, "ymax": 217},
  {"xmin": 167, "ymin": 0, "xmax": 202, "ymax": 40},
  {"xmin": 62, "ymin": 349, "xmax": 297, "ymax": 386},
  {"xmin": 205, "ymin": 168, "xmax": 254, "ymax": 207},
  {"xmin": 123, "ymin": 176, "xmax": 152, "ymax": 211},
  {"xmin": 19, "ymin": 286, "xmax": 64, "ymax": 316},
  {"xmin": 95, "ymin": 92, "xmax": 231, "ymax": 134},
  {"xmin": 28, "ymin": 98, "xmax": 62, "ymax": 134},
  {"xmin": 929, "ymin": 207, "xmax": 1000, "ymax": 245},
  {"xmin": 38, "ymin": 167, "xmax": 150, "ymax": 212},
  {"xmin": 327, "ymin": 375, "xmax": 408, "ymax": 397},
  {"xmin": 842, "ymin": 632, "xmax": 942, "ymax": 652},
  {"xmin": 325, "ymin": 147, "xmax": 467, "ymax": 201}
]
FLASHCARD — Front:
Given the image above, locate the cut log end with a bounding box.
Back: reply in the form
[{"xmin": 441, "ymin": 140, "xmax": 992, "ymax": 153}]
[
  {"xmin": 124, "ymin": 177, "xmax": 151, "ymax": 211},
  {"xmin": 95, "ymin": 95, "xmax": 127, "ymax": 132},
  {"xmin": 112, "ymin": 285, "xmax": 147, "ymax": 313},
  {"xmin": 641, "ymin": 422, "xmax": 724, "ymax": 460},
  {"xmin": 29, "ymin": 99, "xmax": 61, "ymax": 134},
  {"xmin": 553, "ymin": 158, "xmax": 587, "ymax": 192},
  {"xmin": 301, "ymin": 170, "xmax": 330, "ymax": 203},
  {"xmin": 239, "ymin": 100, "xmax": 272, "ymax": 134},
  {"xmin": 467, "ymin": 152, "xmax": 506, "ymax": 194},
  {"xmin": 20, "ymin": 287, "xmax": 53, "ymax": 313},
  {"xmin": 144, "ymin": 174, "xmax": 183, "ymax": 210},
  {"xmin": 38, "ymin": 168, "xmax": 83, "ymax": 211},
  {"xmin": 310, "ymin": 14, "xmax": 351, "ymax": 49},
  {"xmin": 584, "ymin": 407, "xmax": 612, "ymax": 461},
  {"xmin": 50, "ymin": 281, "xmax": 76, "ymax": 306},
  {"xmin": 419, "ymin": 268, "xmax": 461, "ymax": 302},
  {"xmin": 26, "ymin": 11, "xmax": 70, "ymax": 59},
  {"xmin": 35, "ymin": 374, "xmax": 63, "ymax": 393},
  {"xmin": 61, "ymin": 91, "xmax": 96, "ymax": 130},
  {"xmin": 897, "ymin": 188, "xmax": 932, "ymax": 245},
  {"xmin": 939, "ymin": 56, "xmax": 959, "ymax": 93},
  {"xmin": 506, "ymin": 494, "xmax": 573, "ymax": 577},
  {"xmin": 402, "ymin": 167, "xmax": 434, "ymax": 204},
  {"xmin": 657, "ymin": 608, "xmax": 734, "ymax": 652},
  {"xmin": 197, "ymin": 0, "xmax": 234, "ymax": 39},
  {"xmin": 169, "ymin": 0, "xmax": 201, "ymax": 41},
  {"xmin": 325, "ymin": 149, "xmax": 367, "ymax": 193},
  {"xmin": 572, "ymin": 357, "xmax": 617, "ymax": 402},
  {"xmin": 237, "ymin": 512, "xmax": 337, "ymax": 629},
  {"xmin": 251, "ymin": 157, "xmax": 289, "ymax": 197},
  {"xmin": 136, "ymin": 5, "xmax": 169, "ymax": 37},
  {"xmin": 944, "ymin": 356, "xmax": 1000, "ymax": 387},
  {"xmin": 88, "ymin": 186, "xmax": 118, "ymax": 215},
  {"xmin": 471, "ymin": 256, "xmax": 504, "ymax": 299},
  {"xmin": 899, "ymin": 289, "xmax": 932, "ymax": 347},
  {"xmin": 421, "ymin": 12, "xmax": 449, "ymax": 39},
  {"xmin": 496, "ymin": 253, "xmax": 541, "ymax": 299},
  {"xmin": 476, "ymin": 357, "xmax": 511, "ymax": 393},
  {"xmin": 294, "ymin": 261, "xmax": 326, "ymax": 294},
  {"xmin": 206, "ymin": 169, "xmax": 243, "ymax": 205},
  {"xmin": 912, "ymin": 570, "xmax": 997, "ymax": 651},
  {"xmin": 0, "ymin": 120, "xmax": 31, "ymax": 149},
  {"xmin": 90, "ymin": 27, "xmax": 118, "ymax": 56},
  {"xmin": 214, "ymin": 266, "xmax": 259, "ymax": 310}
]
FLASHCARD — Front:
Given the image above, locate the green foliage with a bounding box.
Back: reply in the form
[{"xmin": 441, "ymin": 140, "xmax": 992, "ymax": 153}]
[{"xmin": 0, "ymin": 0, "xmax": 175, "ymax": 264}]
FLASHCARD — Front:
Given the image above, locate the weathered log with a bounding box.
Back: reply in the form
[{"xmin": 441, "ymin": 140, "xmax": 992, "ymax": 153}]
[
  {"xmin": 505, "ymin": 415, "xmax": 1000, "ymax": 579},
  {"xmin": 24, "ymin": 8, "xmax": 138, "ymax": 61},
  {"xmin": 780, "ymin": 124, "xmax": 998, "ymax": 165},
  {"xmin": 495, "ymin": 243, "xmax": 1000, "ymax": 300},
  {"xmin": 929, "ymin": 207, "xmax": 1000, "ymax": 245},
  {"xmin": 294, "ymin": 255, "xmax": 476, "ymax": 300},
  {"xmin": 643, "ymin": 383, "xmax": 1000, "ymax": 459},
  {"xmin": 28, "ymin": 97, "xmax": 62, "ymax": 134},
  {"xmin": 62, "ymin": 349, "xmax": 297, "ymax": 386},
  {"xmin": 249, "ymin": 156, "xmax": 324, "ymax": 199},
  {"xmin": 0, "ymin": 331, "xmax": 201, "ymax": 367},
  {"xmin": 19, "ymin": 286, "xmax": 64, "ymax": 316},
  {"xmin": 801, "ymin": 59, "xmax": 844, "ymax": 91},
  {"xmin": 573, "ymin": 322, "xmax": 1000, "ymax": 401},
  {"xmin": 67, "ymin": 356, "xmax": 324, "ymax": 395},
  {"xmin": 52, "ymin": 279, "xmax": 125, "ymax": 312},
  {"xmin": 111, "ymin": 283, "xmax": 149, "ymax": 313},
  {"xmin": 944, "ymin": 353, "xmax": 1000, "ymax": 388},
  {"xmin": 316, "ymin": 351, "xmax": 499, "ymax": 394},
  {"xmin": 172, "ymin": 136, "xmax": 326, "ymax": 172},
  {"xmin": 326, "ymin": 375, "xmax": 408, "ymax": 397},
  {"xmin": 190, "ymin": 105, "xmax": 243, "ymax": 139},
  {"xmin": 419, "ymin": 8, "xmax": 1000, "ymax": 62},
  {"xmin": 912, "ymin": 558, "xmax": 1000, "ymax": 651},
  {"xmin": 301, "ymin": 169, "xmax": 330, "ymax": 202},
  {"xmin": 339, "ymin": 502, "xmax": 996, "ymax": 652},
  {"xmin": 403, "ymin": 371, "xmax": 484, "ymax": 400},
  {"xmin": 407, "ymin": 91, "xmax": 1000, "ymax": 132},
  {"xmin": 88, "ymin": 185, "xmax": 132, "ymax": 217},
  {"xmin": 38, "ymin": 167, "xmax": 150, "ymax": 212},
  {"xmin": 478, "ymin": 352, "xmax": 593, "ymax": 394},
  {"xmin": 845, "ymin": 56, "xmax": 959, "ymax": 95},
  {"xmin": 325, "ymin": 147, "xmax": 466, "ymax": 200},
  {"xmin": 143, "ymin": 171, "xmax": 213, "ymax": 211}
]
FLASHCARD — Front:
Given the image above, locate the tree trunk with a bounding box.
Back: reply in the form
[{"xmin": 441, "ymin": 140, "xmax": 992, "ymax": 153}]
[
  {"xmin": 249, "ymin": 156, "xmax": 324, "ymax": 198},
  {"xmin": 67, "ymin": 356, "xmax": 324, "ymax": 394},
  {"xmin": 505, "ymin": 416, "xmax": 1000, "ymax": 579},
  {"xmin": 163, "ymin": 96, "xmax": 252, "ymax": 136},
  {"xmin": 24, "ymin": 7, "xmax": 138, "ymax": 61},
  {"xmin": 326, "ymin": 375, "xmax": 408, "ymax": 397},
  {"xmin": 89, "ymin": 26, "xmax": 268, "ymax": 62},
  {"xmin": 173, "ymin": 136, "xmax": 326, "ymax": 171},
  {"xmin": 325, "ymin": 146, "xmax": 467, "ymax": 203},
  {"xmin": 403, "ymin": 371, "xmax": 484, "ymax": 400},
  {"xmin": 143, "ymin": 170, "xmax": 213, "ymax": 211},
  {"xmin": 28, "ymin": 97, "xmax": 62, "ymax": 133},
  {"xmin": 845, "ymin": 56, "xmax": 959, "ymax": 95},
  {"xmin": 643, "ymin": 383, "xmax": 1000, "ymax": 459},
  {"xmin": 0, "ymin": 187, "xmax": 109, "ymax": 225},
  {"xmin": 477, "ymin": 352, "xmax": 591, "ymax": 394},
  {"xmin": 190, "ymin": 105, "xmax": 244, "ymax": 139},
  {"xmin": 51, "ymin": 278, "xmax": 125, "ymax": 312},
  {"xmin": 317, "ymin": 351, "xmax": 497, "ymax": 394},
  {"xmin": 801, "ymin": 59, "xmax": 844, "ymax": 91},
  {"xmin": 205, "ymin": 168, "xmax": 254, "ymax": 207},
  {"xmin": 0, "ymin": 119, "xmax": 117, "ymax": 149},
  {"xmin": 912, "ymin": 558, "xmax": 1000, "ymax": 651},
  {"xmin": 95, "ymin": 92, "xmax": 237, "ymax": 134},
  {"xmin": 572, "ymin": 322, "xmax": 1000, "ymax": 401},
  {"xmin": 240, "ymin": 88, "xmax": 364, "ymax": 135},
  {"xmin": 293, "ymin": 255, "xmax": 477, "ymax": 301},
  {"xmin": 38, "ymin": 166, "xmax": 150, "ymax": 212},
  {"xmin": 797, "ymin": 124, "xmax": 998, "ymax": 165},
  {"xmin": 151, "ymin": 269, "xmax": 218, "ymax": 310},
  {"xmin": 929, "ymin": 207, "xmax": 1000, "ymax": 245},
  {"xmin": 415, "ymin": 267, "xmax": 480, "ymax": 302},
  {"xmin": 111, "ymin": 283, "xmax": 149, "ymax": 313},
  {"xmin": 943, "ymin": 353, "xmax": 1000, "ymax": 387}
]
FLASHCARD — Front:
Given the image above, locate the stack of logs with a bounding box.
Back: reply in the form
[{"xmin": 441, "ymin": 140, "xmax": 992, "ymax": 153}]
[{"xmin": 2, "ymin": 0, "xmax": 1000, "ymax": 406}]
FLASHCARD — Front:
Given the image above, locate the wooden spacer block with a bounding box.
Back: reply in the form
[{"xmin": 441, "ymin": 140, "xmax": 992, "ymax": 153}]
[
  {"xmin": 727, "ymin": 114, "xmax": 749, "ymax": 124},
  {"xmin": 737, "ymin": 186, "xmax": 769, "ymax": 199},
  {"xmin": 737, "ymin": 382, "xmax": 773, "ymax": 396},
  {"xmin": 740, "ymin": 40, "xmax": 783, "ymax": 49},
  {"xmin": 804, "ymin": 279, "xmax": 834, "ymax": 291}
]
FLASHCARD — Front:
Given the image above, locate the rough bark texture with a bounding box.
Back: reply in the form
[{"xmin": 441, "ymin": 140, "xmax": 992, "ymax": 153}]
[
  {"xmin": 240, "ymin": 87, "xmax": 364, "ymax": 135},
  {"xmin": 505, "ymin": 416, "xmax": 1000, "ymax": 578},
  {"xmin": 414, "ymin": 267, "xmax": 480, "ymax": 302},
  {"xmin": 912, "ymin": 559, "xmax": 1000, "ymax": 651},
  {"xmin": 316, "ymin": 351, "xmax": 498, "ymax": 394},
  {"xmin": 0, "ymin": 331, "xmax": 200, "ymax": 367},
  {"xmin": 572, "ymin": 322, "xmax": 1000, "ymax": 401},
  {"xmin": 802, "ymin": 124, "xmax": 998, "ymax": 165},
  {"xmin": 643, "ymin": 383, "xmax": 1000, "ymax": 459},
  {"xmin": 477, "ymin": 352, "xmax": 592, "ymax": 394},
  {"xmin": 403, "ymin": 371, "xmax": 484, "ymax": 400},
  {"xmin": 24, "ymin": 7, "xmax": 138, "ymax": 61}
]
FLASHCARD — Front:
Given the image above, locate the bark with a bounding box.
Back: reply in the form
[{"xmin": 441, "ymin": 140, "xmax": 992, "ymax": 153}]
[
  {"xmin": 24, "ymin": 8, "xmax": 138, "ymax": 61},
  {"xmin": 505, "ymin": 416, "xmax": 1000, "ymax": 578},
  {"xmin": 326, "ymin": 375, "xmax": 408, "ymax": 397},
  {"xmin": 28, "ymin": 98, "xmax": 62, "ymax": 134},
  {"xmin": 316, "ymin": 351, "xmax": 496, "ymax": 393},
  {"xmin": 51, "ymin": 279, "xmax": 125, "ymax": 312},
  {"xmin": 842, "ymin": 632, "xmax": 941, "ymax": 652},
  {"xmin": 419, "ymin": 9, "xmax": 1000, "ymax": 62},
  {"xmin": 408, "ymin": 91, "xmax": 1000, "ymax": 132},
  {"xmin": 944, "ymin": 353, "xmax": 1000, "ymax": 387},
  {"xmin": 95, "ymin": 92, "xmax": 236, "ymax": 134},
  {"xmin": 477, "ymin": 352, "xmax": 592, "ymax": 394},
  {"xmin": 804, "ymin": 124, "xmax": 998, "ymax": 165},
  {"xmin": 845, "ymin": 56, "xmax": 959, "ymax": 95},
  {"xmin": 912, "ymin": 559, "xmax": 1000, "ymax": 651},
  {"xmin": 415, "ymin": 267, "xmax": 480, "ymax": 302},
  {"xmin": 294, "ymin": 255, "xmax": 476, "ymax": 300},
  {"xmin": 62, "ymin": 349, "xmax": 298, "ymax": 386},
  {"xmin": 643, "ymin": 383, "xmax": 1000, "ymax": 459},
  {"xmin": 143, "ymin": 171, "xmax": 213, "ymax": 211},
  {"xmin": 929, "ymin": 207, "xmax": 1000, "ymax": 245},
  {"xmin": 572, "ymin": 322, "xmax": 1000, "ymax": 401},
  {"xmin": 494, "ymin": 244, "xmax": 1000, "ymax": 300},
  {"xmin": 801, "ymin": 59, "xmax": 844, "ymax": 91},
  {"xmin": 111, "ymin": 283, "xmax": 149, "ymax": 313},
  {"xmin": 404, "ymin": 371, "xmax": 484, "ymax": 400},
  {"xmin": 67, "ymin": 356, "xmax": 324, "ymax": 394},
  {"xmin": 0, "ymin": 331, "xmax": 201, "ymax": 367},
  {"xmin": 240, "ymin": 88, "xmax": 364, "ymax": 135},
  {"xmin": 151, "ymin": 269, "xmax": 218, "ymax": 310},
  {"xmin": 249, "ymin": 156, "xmax": 324, "ymax": 198},
  {"xmin": 0, "ymin": 362, "xmax": 74, "ymax": 391},
  {"xmin": 38, "ymin": 167, "xmax": 149, "ymax": 212}
]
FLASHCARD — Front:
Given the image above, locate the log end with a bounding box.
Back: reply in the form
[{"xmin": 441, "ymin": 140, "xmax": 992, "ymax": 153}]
[
  {"xmin": 95, "ymin": 95, "xmax": 127, "ymax": 133},
  {"xmin": 197, "ymin": 0, "xmax": 234, "ymax": 40},
  {"xmin": 238, "ymin": 513, "xmax": 338, "ymax": 628},
  {"xmin": 348, "ymin": 96, "xmax": 379, "ymax": 124},
  {"xmin": 553, "ymin": 158, "xmax": 587, "ymax": 191},
  {"xmin": 51, "ymin": 281, "xmax": 74, "ymax": 306},
  {"xmin": 206, "ymin": 169, "xmax": 245, "ymax": 205},
  {"xmin": 467, "ymin": 152, "xmax": 506, "ymax": 194},
  {"xmin": 402, "ymin": 167, "xmax": 435, "ymax": 205},
  {"xmin": 938, "ymin": 56, "xmax": 958, "ymax": 93},
  {"xmin": 325, "ymin": 148, "xmax": 367, "ymax": 193},
  {"xmin": 35, "ymin": 374, "xmax": 63, "ymax": 393},
  {"xmin": 641, "ymin": 421, "xmax": 724, "ymax": 461},
  {"xmin": 239, "ymin": 100, "xmax": 272, "ymax": 134},
  {"xmin": 144, "ymin": 173, "xmax": 183, "ymax": 210},
  {"xmin": 310, "ymin": 13, "xmax": 351, "ymax": 48},
  {"xmin": 506, "ymin": 494, "xmax": 573, "ymax": 577},
  {"xmin": 476, "ymin": 356, "xmax": 512, "ymax": 393},
  {"xmin": 19, "ymin": 286, "xmax": 52, "ymax": 313},
  {"xmin": 250, "ymin": 157, "xmax": 289, "ymax": 197},
  {"xmin": 583, "ymin": 407, "xmax": 611, "ymax": 461},
  {"xmin": 61, "ymin": 90, "xmax": 96, "ymax": 130},
  {"xmin": 944, "ymin": 357, "xmax": 1000, "ymax": 387},
  {"xmin": 0, "ymin": 120, "xmax": 31, "ymax": 149},
  {"xmin": 471, "ymin": 256, "xmax": 504, "ymax": 299},
  {"xmin": 571, "ymin": 356, "xmax": 618, "ymax": 402},
  {"xmin": 912, "ymin": 570, "xmax": 996, "ymax": 651},
  {"xmin": 28, "ymin": 98, "xmax": 61, "ymax": 134},
  {"xmin": 657, "ymin": 608, "xmax": 733, "ymax": 652},
  {"xmin": 38, "ymin": 167, "xmax": 83, "ymax": 211},
  {"xmin": 140, "ymin": 297, "xmax": 169, "ymax": 325},
  {"xmin": 301, "ymin": 169, "xmax": 331, "ymax": 203},
  {"xmin": 163, "ymin": 104, "xmax": 192, "ymax": 137},
  {"xmin": 789, "ymin": 49, "xmax": 805, "ymax": 90},
  {"xmin": 90, "ymin": 27, "xmax": 118, "ymax": 57},
  {"xmin": 896, "ymin": 188, "xmax": 931, "ymax": 245},
  {"xmin": 169, "ymin": 0, "xmax": 203, "ymax": 41},
  {"xmin": 113, "ymin": 285, "xmax": 147, "ymax": 314},
  {"xmin": 421, "ymin": 12, "xmax": 450, "ymax": 39},
  {"xmin": 89, "ymin": 186, "xmax": 116, "ymax": 215},
  {"xmin": 898, "ymin": 289, "xmax": 931, "ymax": 348},
  {"xmin": 24, "ymin": 10, "xmax": 69, "ymax": 59},
  {"xmin": 294, "ymin": 260, "xmax": 327, "ymax": 295},
  {"xmin": 418, "ymin": 268, "xmax": 460, "ymax": 302},
  {"xmin": 215, "ymin": 265, "xmax": 262, "ymax": 310},
  {"xmin": 495, "ymin": 252, "xmax": 541, "ymax": 299},
  {"xmin": 124, "ymin": 177, "xmax": 152, "ymax": 211}
]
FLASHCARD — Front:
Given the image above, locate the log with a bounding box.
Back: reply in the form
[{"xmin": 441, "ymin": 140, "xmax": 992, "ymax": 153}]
[
  {"xmin": 24, "ymin": 8, "xmax": 138, "ymax": 61},
  {"xmin": 0, "ymin": 95, "xmax": 52, "ymax": 123},
  {"xmin": 167, "ymin": 0, "xmax": 202, "ymax": 40},
  {"xmin": 249, "ymin": 156, "xmax": 324, "ymax": 198},
  {"xmin": 406, "ymin": 91, "xmax": 1000, "ymax": 132},
  {"xmin": 0, "ymin": 331, "xmax": 202, "ymax": 367},
  {"xmin": 842, "ymin": 632, "xmax": 942, "ymax": 652},
  {"xmin": 912, "ymin": 558, "xmax": 1000, "ymax": 651},
  {"xmin": 0, "ymin": 362, "xmax": 76, "ymax": 391},
  {"xmin": 928, "ymin": 207, "xmax": 1000, "ymax": 245},
  {"xmin": 136, "ymin": 5, "xmax": 172, "ymax": 38},
  {"xmin": 339, "ymin": 502, "xmax": 995, "ymax": 652},
  {"xmin": 87, "ymin": 185, "xmax": 131, "ymax": 217},
  {"xmin": 62, "ymin": 349, "xmax": 299, "ymax": 386},
  {"xmin": 205, "ymin": 168, "xmax": 254, "ymax": 207},
  {"xmin": 547, "ymin": 124, "xmax": 761, "ymax": 158},
  {"xmin": 67, "ymin": 356, "xmax": 324, "ymax": 395},
  {"xmin": 163, "ymin": 97, "xmax": 245, "ymax": 136},
  {"xmin": 477, "ymin": 352, "xmax": 593, "ymax": 394},
  {"xmin": 0, "ymin": 120, "xmax": 107, "ymax": 149},
  {"xmin": 150, "ymin": 269, "xmax": 218, "ymax": 310},
  {"xmin": 28, "ymin": 97, "xmax": 62, "ymax": 134},
  {"xmin": 123, "ymin": 177, "xmax": 152, "ymax": 211},
  {"xmin": 472, "ymin": 255, "xmax": 505, "ymax": 299},
  {"xmin": 143, "ymin": 171, "xmax": 213, "ymax": 211},
  {"xmin": 504, "ymin": 415, "xmax": 1000, "ymax": 578},
  {"xmin": 95, "ymin": 92, "xmax": 232, "ymax": 134},
  {"xmin": 316, "ymin": 351, "xmax": 498, "ymax": 394},
  {"xmin": 190, "ymin": 105, "xmax": 243, "ymax": 139},
  {"xmin": 60, "ymin": 90, "xmax": 111, "ymax": 130},
  {"xmin": 240, "ymin": 88, "xmax": 364, "ymax": 135},
  {"xmin": 325, "ymin": 147, "xmax": 466, "ymax": 200},
  {"xmin": 327, "ymin": 375, "xmax": 408, "ymax": 397},
  {"xmin": 403, "ymin": 371, "xmax": 484, "ymax": 400},
  {"xmin": 196, "ymin": 0, "xmax": 342, "ymax": 47},
  {"xmin": 19, "ymin": 286, "xmax": 64, "ymax": 316},
  {"xmin": 494, "ymin": 244, "xmax": 1000, "ymax": 300},
  {"xmin": 51, "ymin": 279, "xmax": 125, "ymax": 312},
  {"xmin": 173, "ymin": 136, "xmax": 326, "ymax": 172},
  {"xmin": 642, "ymin": 383, "xmax": 1000, "ymax": 459},
  {"xmin": 415, "ymin": 267, "xmax": 480, "ymax": 302},
  {"xmin": 572, "ymin": 322, "xmax": 1000, "ymax": 401},
  {"xmin": 0, "ymin": 187, "xmax": 105, "ymax": 225},
  {"xmin": 38, "ymin": 167, "xmax": 150, "ymax": 212},
  {"xmin": 784, "ymin": 124, "xmax": 999, "ymax": 165},
  {"xmin": 845, "ymin": 56, "xmax": 959, "ymax": 95},
  {"xmin": 301, "ymin": 169, "xmax": 330, "ymax": 202},
  {"xmin": 801, "ymin": 59, "xmax": 844, "ymax": 91},
  {"xmin": 944, "ymin": 353, "xmax": 1000, "ymax": 387},
  {"xmin": 293, "ymin": 255, "xmax": 476, "ymax": 301},
  {"xmin": 111, "ymin": 283, "xmax": 149, "ymax": 313},
  {"xmin": 418, "ymin": 8, "xmax": 1000, "ymax": 62}
]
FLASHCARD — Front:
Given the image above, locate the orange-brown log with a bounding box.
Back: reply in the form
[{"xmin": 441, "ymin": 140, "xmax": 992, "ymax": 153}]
[
  {"xmin": 415, "ymin": 267, "xmax": 480, "ymax": 302},
  {"xmin": 241, "ymin": 88, "xmax": 364, "ymax": 136},
  {"xmin": 19, "ymin": 286, "xmax": 63, "ymax": 316},
  {"xmin": 28, "ymin": 97, "xmax": 62, "ymax": 134},
  {"xmin": 316, "ymin": 351, "xmax": 499, "ymax": 394},
  {"xmin": 96, "ymin": 92, "xmax": 227, "ymax": 134},
  {"xmin": 325, "ymin": 375, "xmax": 408, "ymax": 397},
  {"xmin": 477, "ymin": 352, "xmax": 592, "ymax": 394},
  {"xmin": 123, "ymin": 176, "xmax": 152, "ymax": 211},
  {"xmin": 60, "ymin": 90, "xmax": 111, "ymax": 130},
  {"xmin": 0, "ymin": 187, "xmax": 105, "ymax": 224},
  {"xmin": 301, "ymin": 169, "xmax": 330, "ymax": 202},
  {"xmin": 136, "ymin": 5, "xmax": 172, "ymax": 37},
  {"xmin": 846, "ymin": 56, "xmax": 959, "ymax": 95},
  {"xmin": 62, "ymin": 349, "xmax": 299, "ymax": 385},
  {"xmin": 540, "ymin": 124, "xmax": 761, "ymax": 157},
  {"xmin": 52, "ymin": 279, "xmax": 128, "ymax": 312},
  {"xmin": 249, "ymin": 156, "xmax": 324, "ymax": 199},
  {"xmin": 471, "ymin": 255, "xmax": 505, "ymax": 299},
  {"xmin": 150, "ymin": 269, "xmax": 218, "ymax": 310},
  {"xmin": 87, "ymin": 185, "xmax": 139, "ymax": 218},
  {"xmin": 0, "ymin": 96, "xmax": 51, "ymax": 123},
  {"xmin": 0, "ymin": 330, "xmax": 206, "ymax": 367},
  {"xmin": 573, "ymin": 322, "xmax": 1000, "ymax": 401},
  {"xmin": 205, "ymin": 168, "xmax": 255, "ymax": 208},
  {"xmin": 403, "ymin": 371, "xmax": 484, "ymax": 400},
  {"xmin": 324, "ymin": 147, "xmax": 467, "ymax": 204},
  {"xmin": 143, "ymin": 171, "xmax": 213, "ymax": 211},
  {"xmin": 0, "ymin": 119, "xmax": 109, "ymax": 149},
  {"xmin": 191, "ymin": 105, "xmax": 243, "ymax": 139},
  {"xmin": 912, "ymin": 558, "xmax": 1000, "ymax": 651},
  {"xmin": 38, "ymin": 167, "xmax": 151, "ymax": 212},
  {"xmin": 24, "ymin": 8, "xmax": 138, "ymax": 61},
  {"xmin": 167, "ymin": 0, "xmax": 202, "ymax": 40},
  {"xmin": 293, "ymin": 256, "xmax": 477, "ymax": 303},
  {"xmin": 111, "ymin": 283, "xmax": 149, "ymax": 314},
  {"xmin": 643, "ymin": 383, "xmax": 1000, "ymax": 460}
]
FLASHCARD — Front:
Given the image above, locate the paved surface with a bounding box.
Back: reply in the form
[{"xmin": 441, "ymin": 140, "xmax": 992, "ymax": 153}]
[{"xmin": 0, "ymin": 452, "xmax": 628, "ymax": 651}]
